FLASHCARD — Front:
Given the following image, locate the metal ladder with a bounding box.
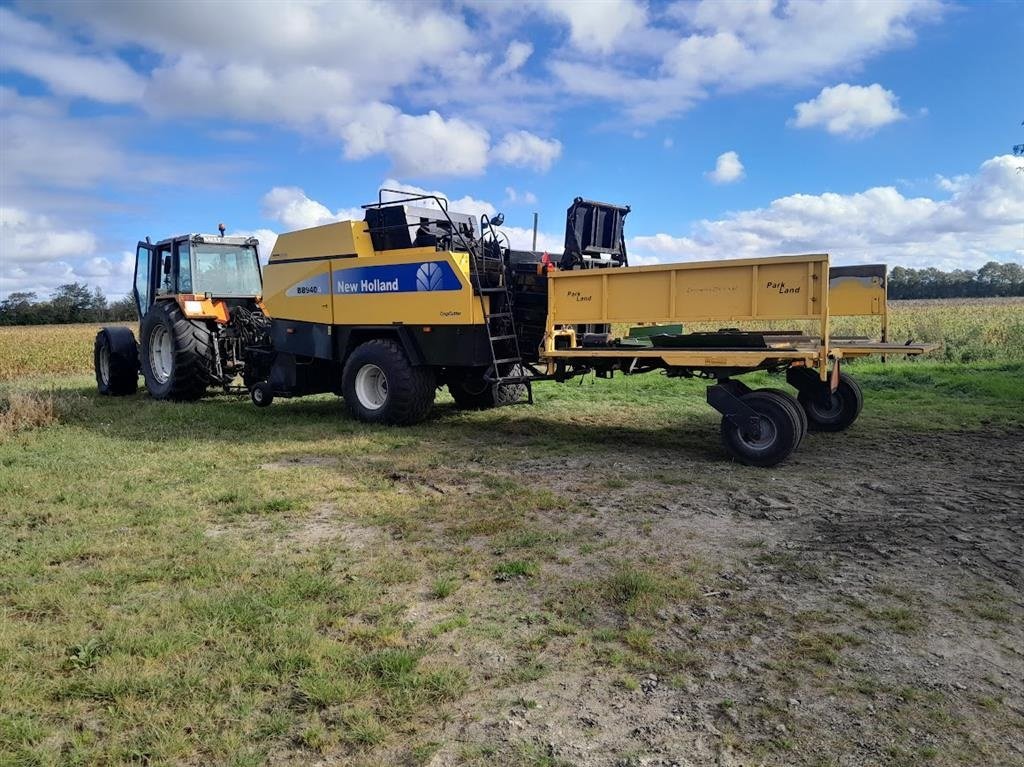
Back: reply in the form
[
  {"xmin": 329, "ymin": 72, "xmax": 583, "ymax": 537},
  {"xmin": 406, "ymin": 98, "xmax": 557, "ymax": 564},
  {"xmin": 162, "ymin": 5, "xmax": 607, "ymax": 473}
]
[{"xmin": 470, "ymin": 217, "xmax": 533, "ymax": 404}]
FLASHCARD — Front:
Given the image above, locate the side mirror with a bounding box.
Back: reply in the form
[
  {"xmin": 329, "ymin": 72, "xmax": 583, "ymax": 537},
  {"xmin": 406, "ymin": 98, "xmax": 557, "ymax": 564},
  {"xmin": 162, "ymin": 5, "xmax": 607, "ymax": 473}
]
[
  {"xmin": 489, "ymin": 213, "xmax": 504, "ymax": 227},
  {"xmin": 163, "ymin": 255, "xmax": 172, "ymax": 275}
]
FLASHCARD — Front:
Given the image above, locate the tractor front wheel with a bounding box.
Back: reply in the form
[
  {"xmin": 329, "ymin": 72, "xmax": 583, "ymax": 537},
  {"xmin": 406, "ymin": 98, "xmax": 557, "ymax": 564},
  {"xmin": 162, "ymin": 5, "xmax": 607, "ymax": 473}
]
[
  {"xmin": 140, "ymin": 302, "xmax": 213, "ymax": 401},
  {"xmin": 342, "ymin": 339, "xmax": 435, "ymax": 425}
]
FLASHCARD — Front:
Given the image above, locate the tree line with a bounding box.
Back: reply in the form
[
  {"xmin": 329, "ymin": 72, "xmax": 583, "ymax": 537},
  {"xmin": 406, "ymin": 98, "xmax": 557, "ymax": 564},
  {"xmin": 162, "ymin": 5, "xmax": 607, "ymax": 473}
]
[
  {"xmin": 887, "ymin": 261, "xmax": 1024, "ymax": 300},
  {"xmin": 0, "ymin": 283, "xmax": 137, "ymax": 326}
]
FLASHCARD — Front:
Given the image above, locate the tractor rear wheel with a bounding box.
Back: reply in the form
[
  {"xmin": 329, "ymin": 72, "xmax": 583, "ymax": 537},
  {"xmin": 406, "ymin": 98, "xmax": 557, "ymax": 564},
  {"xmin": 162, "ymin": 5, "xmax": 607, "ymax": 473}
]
[
  {"xmin": 448, "ymin": 367, "xmax": 527, "ymax": 409},
  {"xmin": 94, "ymin": 326, "xmax": 139, "ymax": 396},
  {"xmin": 798, "ymin": 372, "xmax": 863, "ymax": 432},
  {"xmin": 342, "ymin": 339, "xmax": 435, "ymax": 425},
  {"xmin": 140, "ymin": 302, "xmax": 213, "ymax": 401},
  {"xmin": 720, "ymin": 389, "xmax": 801, "ymax": 467}
]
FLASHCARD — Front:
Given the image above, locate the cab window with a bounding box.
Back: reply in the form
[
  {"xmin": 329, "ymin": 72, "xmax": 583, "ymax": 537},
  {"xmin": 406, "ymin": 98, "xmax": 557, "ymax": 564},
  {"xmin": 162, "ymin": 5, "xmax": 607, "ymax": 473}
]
[{"xmin": 177, "ymin": 240, "xmax": 192, "ymax": 293}]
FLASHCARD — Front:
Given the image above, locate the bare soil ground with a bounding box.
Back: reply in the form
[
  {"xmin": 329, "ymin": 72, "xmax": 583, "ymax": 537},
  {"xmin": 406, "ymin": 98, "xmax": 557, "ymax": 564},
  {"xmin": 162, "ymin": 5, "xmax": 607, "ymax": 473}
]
[{"xmin": 371, "ymin": 425, "xmax": 1024, "ymax": 767}]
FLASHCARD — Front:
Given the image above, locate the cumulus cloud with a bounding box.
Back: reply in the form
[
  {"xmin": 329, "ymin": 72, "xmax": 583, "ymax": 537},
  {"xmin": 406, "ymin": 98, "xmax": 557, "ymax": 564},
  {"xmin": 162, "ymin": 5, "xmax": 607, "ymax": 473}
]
[
  {"xmin": 337, "ymin": 105, "xmax": 491, "ymax": 177},
  {"xmin": 541, "ymin": 0, "xmax": 650, "ymax": 55},
  {"xmin": 553, "ymin": 0, "xmax": 942, "ymax": 122},
  {"xmin": 631, "ymin": 155, "xmax": 1024, "ymax": 270},
  {"xmin": 492, "ymin": 131, "xmax": 563, "ymax": 172},
  {"xmin": 261, "ymin": 188, "xmax": 362, "ymax": 231},
  {"xmin": 792, "ymin": 83, "xmax": 906, "ymax": 136},
  {"xmin": 0, "ymin": 207, "xmax": 98, "ymax": 263},
  {"xmin": 505, "ymin": 187, "xmax": 538, "ymax": 206},
  {"xmin": 706, "ymin": 151, "xmax": 745, "ymax": 184}
]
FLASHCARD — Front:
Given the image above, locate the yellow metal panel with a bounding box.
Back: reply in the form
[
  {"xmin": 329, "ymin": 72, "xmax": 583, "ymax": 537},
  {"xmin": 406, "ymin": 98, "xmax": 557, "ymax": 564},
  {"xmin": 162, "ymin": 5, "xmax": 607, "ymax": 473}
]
[
  {"xmin": 548, "ymin": 254, "xmax": 828, "ymax": 325},
  {"xmin": 262, "ymin": 259, "xmax": 334, "ymax": 324},
  {"xmin": 270, "ymin": 220, "xmax": 374, "ymax": 263},
  {"xmin": 331, "ymin": 248, "xmax": 480, "ymax": 326},
  {"xmin": 829, "ymin": 274, "xmax": 885, "ymax": 316}
]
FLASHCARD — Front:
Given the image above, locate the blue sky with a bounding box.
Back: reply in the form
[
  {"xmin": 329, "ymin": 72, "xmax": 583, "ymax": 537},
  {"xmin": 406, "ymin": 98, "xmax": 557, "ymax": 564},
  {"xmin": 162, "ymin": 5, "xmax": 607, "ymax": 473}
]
[{"xmin": 1, "ymin": 0, "xmax": 1021, "ymax": 299}]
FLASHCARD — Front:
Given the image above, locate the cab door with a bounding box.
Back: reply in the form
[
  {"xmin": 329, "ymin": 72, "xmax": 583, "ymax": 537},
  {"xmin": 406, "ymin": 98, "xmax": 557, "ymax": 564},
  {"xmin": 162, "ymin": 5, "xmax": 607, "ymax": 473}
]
[{"xmin": 133, "ymin": 242, "xmax": 156, "ymax": 319}]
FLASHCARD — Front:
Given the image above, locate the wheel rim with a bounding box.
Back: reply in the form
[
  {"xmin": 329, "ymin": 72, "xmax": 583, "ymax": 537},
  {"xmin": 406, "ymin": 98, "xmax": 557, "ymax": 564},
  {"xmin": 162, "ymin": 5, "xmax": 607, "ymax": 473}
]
[
  {"xmin": 98, "ymin": 344, "xmax": 110, "ymax": 384},
  {"xmin": 148, "ymin": 324, "xmax": 173, "ymax": 384},
  {"xmin": 354, "ymin": 364, "xmax": 388, "ymax": 410},
  {"xmin": 253, "ymin": 387, "xmax": 264, "ymax": 403},
  {"xmin": 807, "ymin": 393, "xmax": 843, "ymax": 422},
  {"xmin": 737, "ymin": 416, "xmax": 777, "ymax": 450}
]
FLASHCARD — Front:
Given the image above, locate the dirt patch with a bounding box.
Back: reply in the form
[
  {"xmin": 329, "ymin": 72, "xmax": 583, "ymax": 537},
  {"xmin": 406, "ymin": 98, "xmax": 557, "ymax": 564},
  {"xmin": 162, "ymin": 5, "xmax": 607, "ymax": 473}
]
[
  {"xmin": 421, "ymin": 427, "xmax": 1024, "ymax": 766},
  {"xmin": 204, "ymin": 502, "xmax": 385, "ymax": 553}
]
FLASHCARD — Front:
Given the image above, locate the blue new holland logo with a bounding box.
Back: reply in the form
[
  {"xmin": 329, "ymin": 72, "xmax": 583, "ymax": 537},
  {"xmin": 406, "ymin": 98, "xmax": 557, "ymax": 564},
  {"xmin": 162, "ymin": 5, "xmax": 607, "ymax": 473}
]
[{"xmin": 334, "ymin": 261, "xmax": 461, "ymax": 295}]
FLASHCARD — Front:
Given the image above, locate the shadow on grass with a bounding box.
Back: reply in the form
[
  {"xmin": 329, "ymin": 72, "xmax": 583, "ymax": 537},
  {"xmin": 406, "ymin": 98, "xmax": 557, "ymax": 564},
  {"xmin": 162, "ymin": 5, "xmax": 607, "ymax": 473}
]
[{"xmin": 49, "ymin": 383, "xmax": 726, "ymax": 462}]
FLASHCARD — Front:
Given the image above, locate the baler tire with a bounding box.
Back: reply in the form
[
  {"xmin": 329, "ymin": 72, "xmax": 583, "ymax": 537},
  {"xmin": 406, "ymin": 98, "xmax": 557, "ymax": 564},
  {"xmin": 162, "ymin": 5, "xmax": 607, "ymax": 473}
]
[
  {"xmin": 342, "ymin": 339, "xmax": 435, "ymax": 425},
  {"xmin": 139, "ymin": 302, "xmax": 213, "ymax": 401},
  {"xmin": 799, "ymin": 371, "xmax": 863, "ymax": 432},
  {"xmin": 449, "ymin": 367, "xmax": 527, "ymax": 409},
  {"xmin": 720, "ymin": 390, "xmax": 800, "ymax": 467},
  {"xmin": 250, "ymin": 381, "xmax": 274, "ymax": 408},
  {"xmin": 759, "ymin": 387, "xmax": 807, "ymax": 447},
  {"xmin": 94, "ymin": 327, "xmax": 139, "ymax": 396}
]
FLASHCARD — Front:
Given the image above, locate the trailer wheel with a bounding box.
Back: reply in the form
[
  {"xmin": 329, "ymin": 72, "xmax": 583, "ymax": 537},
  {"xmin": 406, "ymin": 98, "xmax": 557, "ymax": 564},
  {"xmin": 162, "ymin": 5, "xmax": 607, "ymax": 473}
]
[
  {"xmin": 94, "ymin": 327, "xmax": 139, "ymax": 396},
  {"xmin": 448, "ymin": 367, "xmax": 527, "ymax": 409},
  {"xmin": 759, "ymin": 387, "xmax": 807, "ymax": 447},
  {"xmin": 798, "ymin": 372, "xmax": 863, "ymax": 432},
  {"xmin": 720, "ymin": 390, "xmax": 801, "ymax": 467},
  {"xmin": 342, "ymin": 339, "xmax": 435, "ymax": 425},
  {"xmin": 139, "ymin": 302, "xmax": 213, "ymax": 401}
]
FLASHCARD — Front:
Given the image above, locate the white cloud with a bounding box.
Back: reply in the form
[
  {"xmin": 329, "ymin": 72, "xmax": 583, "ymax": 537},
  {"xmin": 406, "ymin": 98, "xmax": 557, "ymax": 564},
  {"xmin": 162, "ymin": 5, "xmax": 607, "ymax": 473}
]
[
  {"xmin": 378, "ymin": 180, "xmax": 497, "ymax": 222},
  {"xmin": 631, "ymin": 155, "xmax": 1024, "ymax": 270},
  {"xmin": 261, "ymin": 188, "xmax": 362, "ymax": 231},
  {"xmin": 792, "ymin": 83, "xmax": 906, "ymax": 136},
  {"xmin": 541, "ymin": 0, "xmax": 650, "ymax": 55},
  {"xmin": 492, "ymin": 130, "xmax": 563, "ymax": 172},
  {"xmin": 554, "ymin": 0, "xmax": 941, "ymax": 122},
  {"xmin": 493, "ymin": 40, "xmax": 533, "ymax": 78},
  {"xmin": 0, "ymin": 207, "xmax": 97, "ymax": 263},
  {"xmin": 505, "ymin": 188, "xmax": 538, "ymax": 206},
  {"xmin": 707, "ymin": 151, "xmax": 745, "ymax": 184},
  {"xmin": 337, "ymin": 105, "xmax": 491, "ymax": 177},
  {"xmin": 0, "ymin": 8, "xmax": 145, "ymax": 104}
]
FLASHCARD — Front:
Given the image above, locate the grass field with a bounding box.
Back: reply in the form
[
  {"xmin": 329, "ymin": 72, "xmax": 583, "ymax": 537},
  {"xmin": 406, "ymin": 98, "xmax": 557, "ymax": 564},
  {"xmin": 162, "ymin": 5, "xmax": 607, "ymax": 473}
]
[{"xmin": 2, "ymin": 299, "xmax": 1023, "ymax": 766}]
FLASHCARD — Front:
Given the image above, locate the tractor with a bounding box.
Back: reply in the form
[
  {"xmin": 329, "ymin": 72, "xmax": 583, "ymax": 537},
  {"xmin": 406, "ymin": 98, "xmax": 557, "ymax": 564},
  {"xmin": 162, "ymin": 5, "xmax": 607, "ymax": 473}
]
[{"xmin": 93, "ymin": 226, "xmax": 269, "ymax": 400}]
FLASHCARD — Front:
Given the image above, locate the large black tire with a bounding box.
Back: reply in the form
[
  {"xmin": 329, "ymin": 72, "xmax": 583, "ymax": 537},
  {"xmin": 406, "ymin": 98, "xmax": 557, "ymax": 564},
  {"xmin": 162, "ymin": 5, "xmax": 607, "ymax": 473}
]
[
  {"xmin": 139, "ymin": 302, "xmax": 213, "ymax": 401},
  {"xmin": 448, "ymin": 367, "xmax": 527, "ymax": 410},
  {"xmin": 798, "ymin": 371, "xmax": 864, "ymax": 432},
  {"xmin": 342, "ymin": 339, "xmax": 435, "ymax": 425},
  {"xmin": 720, "ymin": 389, "xmax": 801, "ymax": 467},
  {"xmin": 759, "ymin": 387, "xmax": 807, "ymax": 448},
  {"xmin": 94, "ymin": 327, "xmax": 139, "ymax": 396}
]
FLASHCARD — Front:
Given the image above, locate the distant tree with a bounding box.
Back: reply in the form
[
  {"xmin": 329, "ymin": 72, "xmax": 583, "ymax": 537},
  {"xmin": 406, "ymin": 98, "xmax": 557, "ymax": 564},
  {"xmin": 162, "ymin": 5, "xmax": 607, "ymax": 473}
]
[
  {"xmin": 0, "ymin": 292, "xmax": 39, "ymax": 325},
  {"xmin": 106, "ymin": 295, "xmax": 138, "ymax": 321},
  {"xmin": 888, "ymin": 262, "xmax": 1024, "ymax": 299}
]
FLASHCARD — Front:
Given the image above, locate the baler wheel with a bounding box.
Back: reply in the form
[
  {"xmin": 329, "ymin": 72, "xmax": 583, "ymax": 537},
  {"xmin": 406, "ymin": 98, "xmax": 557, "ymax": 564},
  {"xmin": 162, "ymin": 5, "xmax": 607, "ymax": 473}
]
[
  {"xmin": 799, "ymin": 372, "xmax": 864, "ymax": 432},
  {"xmin": 342, "ymin": 339, "xmax": 435, "ymax": 425},
  {"xmin": 719, "ymin": 389, "xmax": 801, "ymax": 467},
  {"xmin": 250, "ymin": 381, "xmax": 274, "ymax": 408},
  {"xmin": 449, "ymin": 367, "xmax": 527, "ymax": 409}
]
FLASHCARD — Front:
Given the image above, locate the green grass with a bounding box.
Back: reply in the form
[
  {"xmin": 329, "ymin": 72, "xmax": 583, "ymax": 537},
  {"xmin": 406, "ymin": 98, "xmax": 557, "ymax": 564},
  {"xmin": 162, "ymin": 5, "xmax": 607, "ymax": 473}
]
[{"xmin": 2, "ymin": 308, "xmax": 1023, "ymax": 764}]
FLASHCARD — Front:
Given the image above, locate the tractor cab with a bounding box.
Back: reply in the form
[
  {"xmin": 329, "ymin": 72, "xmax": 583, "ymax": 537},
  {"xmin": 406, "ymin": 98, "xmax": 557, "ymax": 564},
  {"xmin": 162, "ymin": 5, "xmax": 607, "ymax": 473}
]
[
  {"xmin": 133, "ymin": 230, "xmax": 263, "ymax": 320},
  {"xmin": 93, "ymin": 228, "xmax": 268, "ymax": 403}
]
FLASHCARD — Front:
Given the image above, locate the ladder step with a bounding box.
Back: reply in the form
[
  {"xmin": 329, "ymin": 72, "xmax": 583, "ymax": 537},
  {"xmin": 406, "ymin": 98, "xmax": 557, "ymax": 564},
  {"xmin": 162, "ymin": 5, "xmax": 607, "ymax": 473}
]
[
  {"xmin": 489, "ymin": 334, "xmax": 517, "ymax": 341},
  {"xmin": 485, "ymin": 312, "xmax": 513, "ymax": 319},
  {"xmin": 493, "ymin": 357, "xmax": 521, "ymax": 364},
  {"xmin": 479, "ymin": 286, "xmax": 508, "ymax": 293}
]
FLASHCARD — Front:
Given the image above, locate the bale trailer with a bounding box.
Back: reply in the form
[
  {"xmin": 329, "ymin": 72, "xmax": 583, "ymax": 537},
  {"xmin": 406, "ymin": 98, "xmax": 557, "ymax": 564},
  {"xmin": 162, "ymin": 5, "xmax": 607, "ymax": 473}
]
[{"xmin": 94, "ymin": 192, "xmax": 935, "ymax": 466}]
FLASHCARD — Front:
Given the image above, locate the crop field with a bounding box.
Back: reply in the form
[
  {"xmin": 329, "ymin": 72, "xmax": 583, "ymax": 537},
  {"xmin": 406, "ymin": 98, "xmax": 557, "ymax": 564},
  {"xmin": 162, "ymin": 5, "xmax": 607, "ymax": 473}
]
[{"xmin": 2, "ymin": 298, "xmax": 1023, "ymax": 767}]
